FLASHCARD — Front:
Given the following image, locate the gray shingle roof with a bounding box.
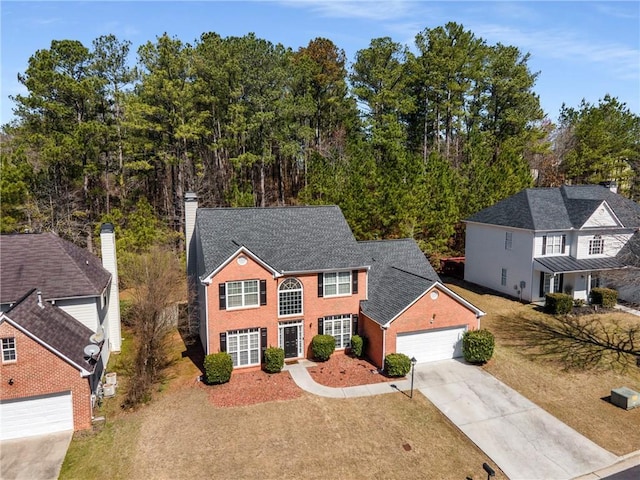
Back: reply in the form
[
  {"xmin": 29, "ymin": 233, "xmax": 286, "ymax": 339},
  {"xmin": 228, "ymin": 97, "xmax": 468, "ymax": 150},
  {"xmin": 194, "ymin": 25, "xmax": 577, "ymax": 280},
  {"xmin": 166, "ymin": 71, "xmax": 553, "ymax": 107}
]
[
  {"xmin": 465, "ymin": 185, "xmax": 640, "ymax": 231},
  {"xmin": 0, "ymin": 233, "xmax": 111, "ymax": 304},
  {"xmin": 195, "ymin": 206, "xmax": 369, "ymax": 278},
  {"xmin": 359, "ymin": 239, "xmax": 440, "ymax": 326},
  {"xmin": 3, "ymin": 289, "xmax": 99, "ymax": 374}
]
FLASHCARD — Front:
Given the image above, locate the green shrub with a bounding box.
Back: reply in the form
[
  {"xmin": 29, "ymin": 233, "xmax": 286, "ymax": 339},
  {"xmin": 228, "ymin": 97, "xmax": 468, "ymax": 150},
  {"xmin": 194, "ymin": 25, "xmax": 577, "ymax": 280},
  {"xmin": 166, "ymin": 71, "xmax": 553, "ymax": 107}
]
[
  {"xmin": 264, "ymin": 347, "xmax": 285, "ymax": 373},
  {"xmin": 384, "ymin": 353, "xmax": 411, "ymax": 377},
  {"xmin": 591, "ymin": 287, "xmax": 618, "ymax": 308},
  {"xmin": 462, "ymin": 329, "xmax": 495, "ymax": 364},
  {"xmin": 350, "ymin": 335, "xmax": 365, "ymax": 358},
  {"xmin": 544, "ymin": 293, "xmax": 573, "ymax": 315},
  {"xmin": 203, "ymin": 352, "xmax": 233, "ymax": 384},
  {"xmin": 312, "ymin": 334, "xmax": 336, "ymax": 361}
]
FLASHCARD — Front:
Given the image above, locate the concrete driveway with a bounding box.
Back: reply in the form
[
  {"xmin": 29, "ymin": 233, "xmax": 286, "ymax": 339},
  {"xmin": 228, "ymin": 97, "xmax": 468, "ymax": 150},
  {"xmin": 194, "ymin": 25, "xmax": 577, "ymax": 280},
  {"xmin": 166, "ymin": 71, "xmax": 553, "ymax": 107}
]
[
  {"xmin": 0, "ymin": 431, "xmax": 72, "ymax": 480},
  {"xmin": 416, "ymin": 360, "xmax": 617, "ymax": 480}
]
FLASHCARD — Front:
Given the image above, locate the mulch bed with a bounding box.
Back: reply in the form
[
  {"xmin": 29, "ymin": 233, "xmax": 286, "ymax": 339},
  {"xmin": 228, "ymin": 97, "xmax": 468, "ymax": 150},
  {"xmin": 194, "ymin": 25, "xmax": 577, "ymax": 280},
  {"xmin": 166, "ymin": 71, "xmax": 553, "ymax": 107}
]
[{"xmin": 204, "ymin": 352, "xmax": 395, "ymax": 407}]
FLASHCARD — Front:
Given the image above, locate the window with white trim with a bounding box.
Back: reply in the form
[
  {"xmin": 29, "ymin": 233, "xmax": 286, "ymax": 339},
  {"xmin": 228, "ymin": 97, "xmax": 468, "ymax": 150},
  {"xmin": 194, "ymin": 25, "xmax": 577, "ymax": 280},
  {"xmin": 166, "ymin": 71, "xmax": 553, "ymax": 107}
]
[
  {"xmin": 226, "ymin": 280, "xmax": 259, "ymax": 309},
  {"xmin": 1, "ymin": 337, "xmax": 16, "ymax": 363},
  {"xmin": 324, "ymin": 271, "xmax": 351, "ymax": 297},
  {"xmin": 589, "ymin": 235, "xmax": 604, "ymax": 255},
  {"xmin": 544, "ymin": 234, "xmax": 565, "ymax": 255},
  {"xmin": 227, "ymin": 329, "xmax": 260, "ymax": 367},
  {"xmin": 505, "ymin": 232, "xmax": 513, "ymax": 250},
  {"xmin": 501, "ymin": 268, "xmax": 507, "ymax": 286},
  {"xmin": 323, "ymin": 314, "xmax": 351, "ymax": 349},
  {"xmin": 279, "ymin": 278, "xmax": 303, "ymax": 316}
]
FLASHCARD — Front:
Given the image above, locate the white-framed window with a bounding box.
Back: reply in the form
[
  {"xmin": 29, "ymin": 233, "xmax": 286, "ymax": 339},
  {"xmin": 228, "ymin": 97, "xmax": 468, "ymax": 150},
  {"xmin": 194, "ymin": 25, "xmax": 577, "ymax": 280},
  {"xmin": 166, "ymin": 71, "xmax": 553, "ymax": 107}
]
[
  {"xmin": 1, "ymin": 337, "xmax": 16, "ymax": 363},
  {"xmin": 324, "ymin": 271, "xmax": 351, "ymax": 297},
  {"xmin": 589, "ymin": 235, "xmax": 604, "ymax": 255},
  {"xmin": 543, "ymin": 234, "xmax": 565, "ymax": 255},
  {"xmin": 323, "ymin": 314, "xmax": 351, "ymax": 349},
  {"xmin": 590, "ymin": 274, "xmax": 601, "ymax": 289},
  {"xmin": 501, "ymin": 268, "xmax": 507, "ymax": 286},
  {"xmin": 226, "ymin": 280, "xmax": 259, "ymax": 309},
  {"xmin": 227, "ymin": 329, "xmax": 260, "ymax": 367},
  {"xmin": 279, "ymin": 278, "xmax": 303, "ymax": 317},
  {"xmin": 505, "ymin": 232, "xmax": 513, "ymax": 250}
]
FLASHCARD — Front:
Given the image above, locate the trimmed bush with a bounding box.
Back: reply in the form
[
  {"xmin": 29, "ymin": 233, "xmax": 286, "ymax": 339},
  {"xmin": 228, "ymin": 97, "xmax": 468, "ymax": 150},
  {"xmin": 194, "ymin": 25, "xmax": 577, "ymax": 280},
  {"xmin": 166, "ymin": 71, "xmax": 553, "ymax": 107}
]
[
  {"xmin": 544, "ymin": 293, "xmax": 573, "ymax": 315},
  {"xmin": 312, "ymin": 334, "xmax": 335, "ymax": 361},
  {"xmin": 203, "ymin": 352, "xmax": 233, "ymax": 384},
  {"xmin": 462, "ymin": 329, "xmax": 495, "ymax": 364},
  {"xmin": 591, "ymin": 287, "xmax": 618, "ymax": 308},
  {"xmin": 350, "ymin": 334, "xmax": 365, "ymax": 358},
  {"xmin": 384, "ymin": 353, "xmax": 411, "ymax": 377},
  {"xmin": 264, "ymin": 347, "xmax": 285, "ymax": 373}
]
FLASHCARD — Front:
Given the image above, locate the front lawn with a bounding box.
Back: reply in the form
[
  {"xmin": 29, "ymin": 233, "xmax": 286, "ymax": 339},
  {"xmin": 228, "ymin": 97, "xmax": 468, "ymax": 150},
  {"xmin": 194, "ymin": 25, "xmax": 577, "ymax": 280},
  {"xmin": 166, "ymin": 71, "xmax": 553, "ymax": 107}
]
[{"xmin": 447, "ymin": 280, "xmax": 640, "ymax": 456}]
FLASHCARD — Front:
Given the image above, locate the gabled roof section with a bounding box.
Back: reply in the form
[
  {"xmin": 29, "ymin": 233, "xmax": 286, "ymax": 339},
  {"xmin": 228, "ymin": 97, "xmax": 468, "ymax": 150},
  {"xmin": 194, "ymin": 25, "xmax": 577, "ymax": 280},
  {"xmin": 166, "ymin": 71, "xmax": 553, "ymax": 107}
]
[
  {"xmin": 465, "ymin": 185, "xmax": 640, "ymax": 231},
  {"xmin": 0, "ymin": 232, "xmax": 111, "ymax": 304},
  {"xmin": 2, "ymin": 289, "xmax": 99, "ymax": 375},
  {"xmin": 359, "ymin": 239, "xmax": 440, "ymax": 326},
  {"xmin": 195, "ymin": 205, "xmax": 369, "ymax": 278}
]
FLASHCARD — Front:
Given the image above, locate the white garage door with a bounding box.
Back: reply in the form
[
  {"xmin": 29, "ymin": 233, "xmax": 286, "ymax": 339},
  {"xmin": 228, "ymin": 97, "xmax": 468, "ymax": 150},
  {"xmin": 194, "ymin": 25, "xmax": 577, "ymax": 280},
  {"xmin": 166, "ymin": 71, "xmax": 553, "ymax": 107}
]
[
  {"xmin": 0, "ymin": 391, "xmax": 74, "ymax": 440},
  {"xmin": 397, "ymin": 326, "xmax": 467, "ymax": 363}
]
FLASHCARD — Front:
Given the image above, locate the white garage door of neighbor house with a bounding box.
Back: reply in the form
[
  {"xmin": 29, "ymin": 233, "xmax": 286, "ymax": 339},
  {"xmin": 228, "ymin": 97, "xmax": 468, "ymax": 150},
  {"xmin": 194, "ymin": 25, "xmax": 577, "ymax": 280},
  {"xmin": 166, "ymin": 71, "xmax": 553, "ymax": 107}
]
[
  {"xmin": 397, "ymin": 326, "xmax": 467, "ymax": 364},
  {"xmin": 0, "ymin": 391, "xmax": 74, "ymax": 441}
]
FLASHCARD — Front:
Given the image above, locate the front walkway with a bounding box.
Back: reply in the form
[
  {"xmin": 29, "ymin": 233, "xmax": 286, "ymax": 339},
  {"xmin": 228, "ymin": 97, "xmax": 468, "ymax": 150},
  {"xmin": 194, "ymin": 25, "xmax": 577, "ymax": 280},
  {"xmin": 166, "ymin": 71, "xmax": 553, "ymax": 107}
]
[{"xmin": 286, "ymin": 359, "xmax": 626, "ymax": 480}]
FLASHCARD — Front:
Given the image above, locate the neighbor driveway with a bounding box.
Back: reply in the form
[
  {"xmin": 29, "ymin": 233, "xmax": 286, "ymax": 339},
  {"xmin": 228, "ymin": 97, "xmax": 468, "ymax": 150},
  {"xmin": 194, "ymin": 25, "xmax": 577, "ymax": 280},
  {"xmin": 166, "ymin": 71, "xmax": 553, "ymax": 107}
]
[
  {"xmin": 0, "ymin": 431, "xmax": 72, "ymax": 480},
  {"xmin": 416, "ymin": 360, "xmax": 618, "ymax": 480}
]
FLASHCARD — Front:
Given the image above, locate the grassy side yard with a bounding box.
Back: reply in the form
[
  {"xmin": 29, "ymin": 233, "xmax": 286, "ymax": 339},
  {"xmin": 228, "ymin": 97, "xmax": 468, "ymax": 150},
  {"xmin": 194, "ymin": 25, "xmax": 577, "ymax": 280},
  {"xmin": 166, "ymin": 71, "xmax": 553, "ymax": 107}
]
[{"xmin": 447, "ymin": 281, "xmax": 640, "ymax": 456}]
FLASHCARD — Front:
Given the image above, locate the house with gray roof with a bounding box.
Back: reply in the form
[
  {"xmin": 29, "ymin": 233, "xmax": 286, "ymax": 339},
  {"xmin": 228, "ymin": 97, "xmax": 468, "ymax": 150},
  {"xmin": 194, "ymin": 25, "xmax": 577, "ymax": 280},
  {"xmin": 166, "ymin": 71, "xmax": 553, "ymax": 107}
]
[
  {"xmin": 464, "ymin": 183, "xmax": 640, "ymax": 303},
  {"xmin": 185, "ymin": 195, "xmax": 483, "ymax": 370}
]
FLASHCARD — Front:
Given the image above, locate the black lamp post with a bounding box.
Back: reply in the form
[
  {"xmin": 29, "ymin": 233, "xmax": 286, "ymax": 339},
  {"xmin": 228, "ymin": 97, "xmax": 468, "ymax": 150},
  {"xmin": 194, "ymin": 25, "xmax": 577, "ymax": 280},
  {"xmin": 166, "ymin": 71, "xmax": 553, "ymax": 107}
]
[{"xmin": 410, "ymin": 357, "xmax": 417, "ymax": 398}]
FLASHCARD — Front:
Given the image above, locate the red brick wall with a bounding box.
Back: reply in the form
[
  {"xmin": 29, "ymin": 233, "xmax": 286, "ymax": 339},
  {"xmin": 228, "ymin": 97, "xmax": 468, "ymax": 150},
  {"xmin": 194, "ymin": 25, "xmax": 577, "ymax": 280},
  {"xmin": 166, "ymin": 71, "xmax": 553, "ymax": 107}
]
[
  {"xmin": 359, "ymin": 286, "xmax": 480, "ymax": 368},
  {"xmin": 0, "ymin": 322, "xmax": 93, "ymax": 431},
  {"xmin": 205, "ymin": 253, "xmax": 366, "ymax": 367}
]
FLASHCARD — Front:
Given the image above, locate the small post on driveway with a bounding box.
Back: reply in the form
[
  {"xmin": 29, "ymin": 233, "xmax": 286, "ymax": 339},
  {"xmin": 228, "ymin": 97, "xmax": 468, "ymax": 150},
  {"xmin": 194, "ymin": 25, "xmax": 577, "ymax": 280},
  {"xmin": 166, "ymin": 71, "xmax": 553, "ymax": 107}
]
[{"xmin": 410, "ymin": 357, "xmax": 417, "ymax": 399}]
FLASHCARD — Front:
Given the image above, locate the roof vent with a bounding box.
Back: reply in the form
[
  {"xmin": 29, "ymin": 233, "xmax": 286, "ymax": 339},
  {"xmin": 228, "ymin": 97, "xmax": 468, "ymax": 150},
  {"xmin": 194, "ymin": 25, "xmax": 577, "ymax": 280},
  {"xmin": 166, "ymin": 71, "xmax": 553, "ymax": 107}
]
[{"xmin": 36, "ymin": 291, "xmax": 44, "ymax": 309}]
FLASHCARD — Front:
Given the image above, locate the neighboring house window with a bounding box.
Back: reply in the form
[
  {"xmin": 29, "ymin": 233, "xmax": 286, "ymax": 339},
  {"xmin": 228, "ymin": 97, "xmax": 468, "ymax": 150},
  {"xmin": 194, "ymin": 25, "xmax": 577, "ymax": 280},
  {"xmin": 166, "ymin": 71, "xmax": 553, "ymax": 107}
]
[
  {"xmin": 541, "ymin": 273, "xmax": 564, "ymax": 296},
  {"xmin": 279, "ymin": 278, "xmax": 303, "ymax": 317},
  {"xmin": 227, "ymin": 329, "xmax": 260, "ymax": 367},
  {"xmin": 542, "ymin": 234, "xmax": 566, "ymax": 255},
  {"xmin": 505, "ymin": 232, "xmax": 513, "ymax": 250},
  {"xmin": 589, "ymin": 235, "xmax": 604, "ymax": 255},
  {"xmin": 501, "ymin": 268, "xmax": 507, "ymax": 286},
  {"xmin": 226, "ymin": 280, "xmax": 259, "ymax": 309},
  {"xmin": 1, "ymin": 337, "xmax": 16, "ymax": 363},
  {"xmin": 590, "ymin": 274, "xmax": 601, "ymax": 289},
  {"xmin": 322, "ymin": 314, "xmax": 352, "ymax": 349},
  {"xmin": 323, "ymin": 271, "xmax": 351, "ymax": 297}
]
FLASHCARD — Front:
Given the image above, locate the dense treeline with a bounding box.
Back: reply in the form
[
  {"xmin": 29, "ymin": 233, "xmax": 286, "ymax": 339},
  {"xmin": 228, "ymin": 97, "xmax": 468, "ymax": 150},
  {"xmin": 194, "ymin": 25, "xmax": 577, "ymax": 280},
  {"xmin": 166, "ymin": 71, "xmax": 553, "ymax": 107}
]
[{"xmin": 2, "ymin": 23, "xmax": 638, "ymax": 260}]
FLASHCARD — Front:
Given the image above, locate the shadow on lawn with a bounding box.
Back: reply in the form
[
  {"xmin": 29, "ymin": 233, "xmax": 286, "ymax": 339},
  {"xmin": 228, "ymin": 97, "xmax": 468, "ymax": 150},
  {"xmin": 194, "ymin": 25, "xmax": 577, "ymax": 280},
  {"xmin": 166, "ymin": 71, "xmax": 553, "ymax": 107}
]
[{"xmin": 177, "ymin": 310, "xmax": 205, "ymax": 375}]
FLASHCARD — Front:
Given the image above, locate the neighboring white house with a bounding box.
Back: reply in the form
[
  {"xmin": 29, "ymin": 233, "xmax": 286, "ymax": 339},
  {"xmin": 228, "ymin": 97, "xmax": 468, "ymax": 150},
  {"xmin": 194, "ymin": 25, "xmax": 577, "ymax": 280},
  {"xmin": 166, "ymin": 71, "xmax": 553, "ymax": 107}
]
[
  {"xmin": 464, "ymin": 184, "xmax": 640, "ymax": 303},
  {"xmin": 0, "ymin": 224, "xmax": 122, "ymax": 369}
]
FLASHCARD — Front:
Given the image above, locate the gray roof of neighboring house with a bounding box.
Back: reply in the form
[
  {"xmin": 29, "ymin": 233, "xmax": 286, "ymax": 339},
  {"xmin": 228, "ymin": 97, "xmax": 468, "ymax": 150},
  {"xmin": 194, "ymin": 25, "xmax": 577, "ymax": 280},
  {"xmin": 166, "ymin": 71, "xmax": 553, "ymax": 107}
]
[
  {"xmin": 359, "ymin": 239, "xmax": 440, "ymax": 326},
  {"xmin": 465, "ymin": 185, "xmax": 640, "ymax": 231},
  {"xmin": 195, "ymin": 205, "xmax": 369, "ymax": 278},
  {"xmin": 0, "ymin": 232, "xmax": 111, "ymax": 304},
  {"xmin": 2, "ymin": 289, "xmax": 99, "ymax": 374}
]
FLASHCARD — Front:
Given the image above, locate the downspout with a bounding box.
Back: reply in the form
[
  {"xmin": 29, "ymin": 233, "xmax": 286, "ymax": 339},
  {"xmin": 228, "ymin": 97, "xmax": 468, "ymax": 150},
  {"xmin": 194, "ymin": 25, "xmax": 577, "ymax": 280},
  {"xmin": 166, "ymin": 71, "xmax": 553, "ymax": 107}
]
[
  {"xmin": 381, "ymin": 325, "xmax": 388, "ymax": 369},
  {"xmin": 203, "ymin": 280, "xmax": 210, "ymax": 355}
]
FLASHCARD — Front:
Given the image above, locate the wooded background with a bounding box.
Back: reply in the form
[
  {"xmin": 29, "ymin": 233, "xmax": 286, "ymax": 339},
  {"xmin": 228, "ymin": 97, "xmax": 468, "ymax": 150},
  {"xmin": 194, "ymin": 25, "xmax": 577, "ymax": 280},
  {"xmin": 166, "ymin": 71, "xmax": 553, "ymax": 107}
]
[{"xmin": 2, "ymin": 23, "xmax": 638, "ymax": 263}]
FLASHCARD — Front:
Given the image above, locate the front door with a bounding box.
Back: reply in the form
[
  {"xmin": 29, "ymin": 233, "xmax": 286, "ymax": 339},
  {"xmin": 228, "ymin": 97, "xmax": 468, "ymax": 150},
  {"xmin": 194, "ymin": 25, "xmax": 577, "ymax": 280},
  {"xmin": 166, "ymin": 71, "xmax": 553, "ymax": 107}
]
[{"xmin": 283, "ymin": 326, "xmax": 298, "ymax": 358}]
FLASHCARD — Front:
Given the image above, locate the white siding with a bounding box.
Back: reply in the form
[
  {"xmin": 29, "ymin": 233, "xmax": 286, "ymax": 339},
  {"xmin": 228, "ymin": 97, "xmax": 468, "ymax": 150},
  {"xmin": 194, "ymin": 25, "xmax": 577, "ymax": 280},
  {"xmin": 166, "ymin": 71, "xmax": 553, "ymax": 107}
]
[
  {"xmin": 101, "ymin": 227, "xmax": 122, "ymax": 352},
  {"xmin": 464, "ymin": 223, "xmax": 536, "ymax": 301},
  {"xmin": 583, "ymin": 203, "xmax": 619, "ymax": 228},
  {"xmin": 576, "ymin": 233, "xmax": 630, "ymax": 259},
  {"xmin": 58, "ymin": 298, "xmax": 100, "ymax": 331}
]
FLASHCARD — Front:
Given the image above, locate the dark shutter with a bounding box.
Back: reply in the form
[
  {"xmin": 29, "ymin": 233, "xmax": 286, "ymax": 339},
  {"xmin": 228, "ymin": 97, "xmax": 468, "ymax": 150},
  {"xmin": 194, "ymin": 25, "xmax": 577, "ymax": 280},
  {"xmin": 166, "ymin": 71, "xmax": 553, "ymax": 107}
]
[
  {"xmin": 219, "ymin": 283, "xmax": 226, "ymax": 310},
  {"xmin": 219, "ymin": 332, "xmax": 227, "ymax": 352},
  {"xmin": 557, "ymin": 274, "xmax": 564, "ymax": 293},
  {"xmin": 352, "ymin": 314, "xmax": 358, "ymax": 335},
  {"xmin": 542, "ymin": 236, "xmax": 547, "ymax": 255},
  {"xmin": 318, "ymin": 317, "xmax": 324, "ymax": 335},
  {"xmin": 260, "ymin": 279, "xmax": 267, "ymax": 306},
  {"xmin": 539, "ymin": 272, "xmax": 545, "ymax": 297},
  {"xmin": 317, "ymin": 273, "xmax": 324, "ymax": 297},
  {"xmin": 352, "ymin": 270, "xmax": 358, "ymax": 294},
  {"xmin": 561, "ymin": 235, "xmax": 566, "ymax": 254},
  {"xmin": 260, "ymin": 327, "xmax": 267, "ymax": 362}
]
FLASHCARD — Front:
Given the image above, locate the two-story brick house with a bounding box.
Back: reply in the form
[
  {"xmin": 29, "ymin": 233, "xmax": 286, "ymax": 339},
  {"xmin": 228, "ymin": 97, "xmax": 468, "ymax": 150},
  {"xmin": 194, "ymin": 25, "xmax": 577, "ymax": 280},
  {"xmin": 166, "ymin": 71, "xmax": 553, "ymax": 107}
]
[
  {"xmin": 464, "ymin": 184, "xmax": 640, "ymax": 303},
  {"xmin": 185, "ymin": 194, "xmax": 484, "ymax": 369}
]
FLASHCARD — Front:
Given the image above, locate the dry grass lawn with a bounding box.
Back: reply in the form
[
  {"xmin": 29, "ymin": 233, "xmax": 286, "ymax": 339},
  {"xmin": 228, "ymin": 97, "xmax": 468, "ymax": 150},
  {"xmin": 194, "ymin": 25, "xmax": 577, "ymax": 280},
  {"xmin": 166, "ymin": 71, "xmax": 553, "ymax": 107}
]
[{"xmin": 446, "ymin": 280, "xmax": 640, "ymax": 456}]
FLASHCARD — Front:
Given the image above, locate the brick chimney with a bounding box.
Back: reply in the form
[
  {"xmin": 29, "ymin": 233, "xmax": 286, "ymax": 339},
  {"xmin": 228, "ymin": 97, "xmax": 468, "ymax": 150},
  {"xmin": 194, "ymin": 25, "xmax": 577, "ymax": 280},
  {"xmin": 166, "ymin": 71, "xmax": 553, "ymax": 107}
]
[{"xmin": 100, "ymin": 223, "xmax": 122, "ymax": 352}]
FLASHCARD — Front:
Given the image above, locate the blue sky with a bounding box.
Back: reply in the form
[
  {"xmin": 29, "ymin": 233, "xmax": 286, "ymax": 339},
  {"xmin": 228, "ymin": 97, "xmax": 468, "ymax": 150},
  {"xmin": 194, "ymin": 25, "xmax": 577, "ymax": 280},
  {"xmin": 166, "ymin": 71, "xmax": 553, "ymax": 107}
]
[{"xmin": 1, "ymin": 1, "xmax": 639, "ymax": 125}]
